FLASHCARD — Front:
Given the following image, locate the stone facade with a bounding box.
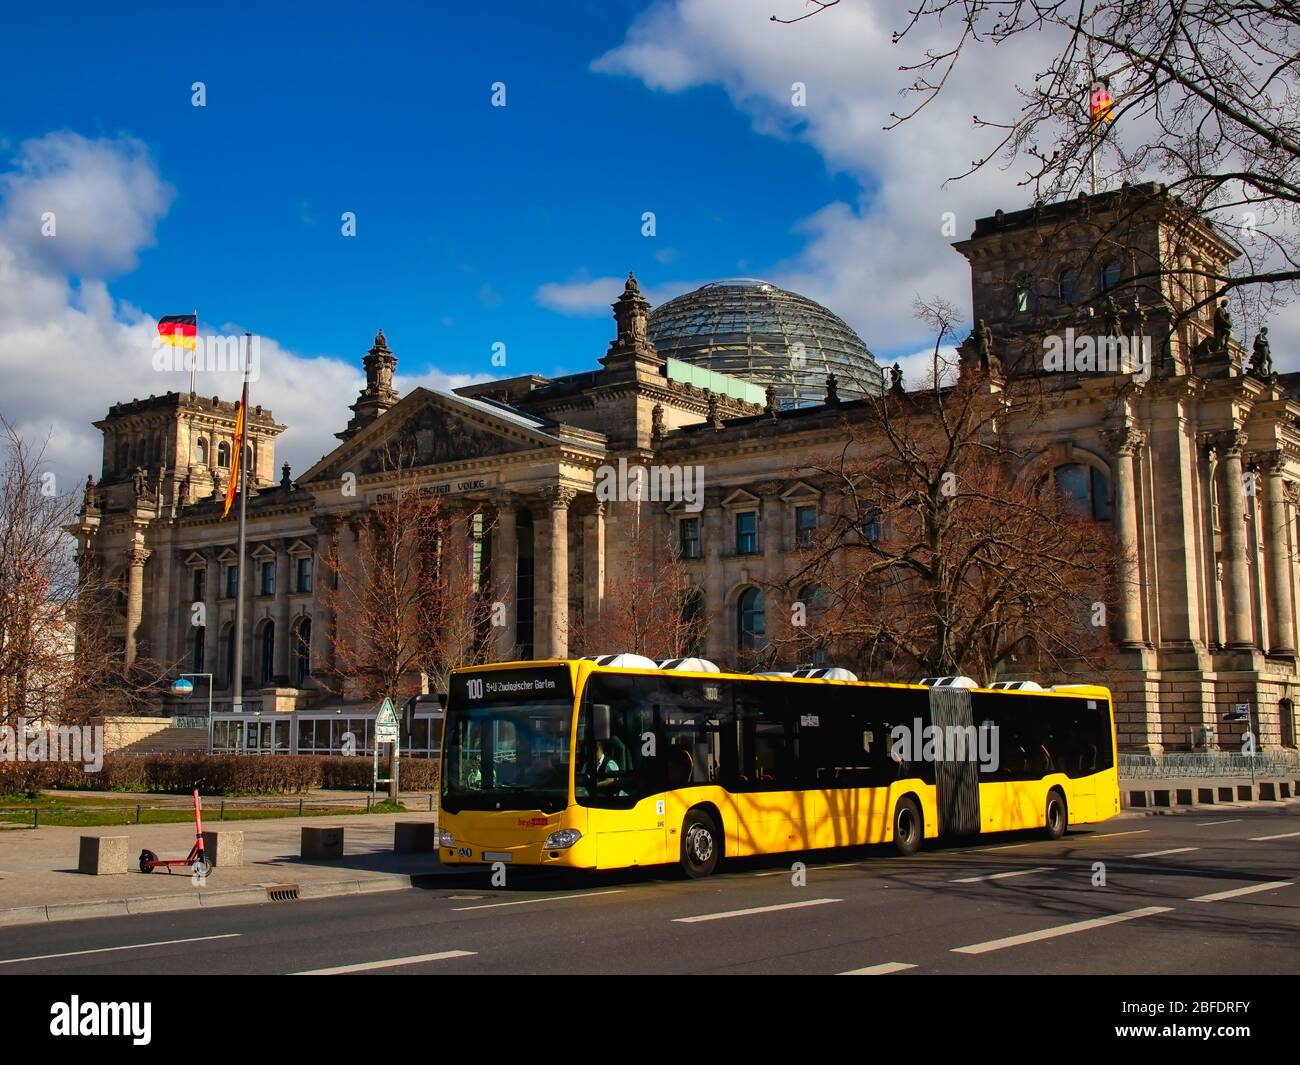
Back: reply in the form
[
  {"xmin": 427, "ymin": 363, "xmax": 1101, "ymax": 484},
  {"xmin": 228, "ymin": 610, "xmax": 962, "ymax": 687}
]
[{"xmin": 69, "ymin": 190, "xmax": 1300, "ymax": 754}]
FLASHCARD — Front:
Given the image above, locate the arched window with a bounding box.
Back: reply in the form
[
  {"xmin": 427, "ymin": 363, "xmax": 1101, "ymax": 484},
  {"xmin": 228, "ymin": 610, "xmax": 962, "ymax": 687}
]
[
  {"xmin": 291, "ymin": 617, "xmax": 312, "ymax": 688},
  {"xmin": 258, "ymin": 621, "xmax": 275, "ymax": 687},
  {"xmin": 217, "ymin": 442, "xmax": 231, "ymax": 468},
  {"xmin": 195, "ymin": 438, "xmax": 209, "ymax": 465},
  {"xmin": 1057, "ymin": 267, "xmax": 1079, "ymax": 304},
  {"xmin": 738, "ymin": 587, "xmax": 766, "ymax": 652},
  {"xmin": 192, "ymin": 625, "xmax": 206, "ymax": 674},
  {"xmin": 1099, "ymin": 259, "xmax": 1121, "ymax": 293},
  {"xmin": 1013, "ymin": 275, "xmax": 1037, "ymax": 314},
  {"xmin": 1054, "ymin": 463, "xmax": 1112, "ymax": 521}
]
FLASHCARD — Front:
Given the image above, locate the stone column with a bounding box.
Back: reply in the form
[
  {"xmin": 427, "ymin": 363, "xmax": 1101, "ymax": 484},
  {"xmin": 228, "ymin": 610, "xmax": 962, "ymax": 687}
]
[
  {"xmin": 1102, "ymin": 425, "xmax": 1147, "ymax": 648},
  {"xmin": 582, "ymin": 501, "xmax": 606, "ymax": 635},
  {"xmin": 1214, "ymin": 429, "xmax": 1253, "ymax": 649},
  {"xmin": 490, "ymin": 494, "xmax": 518, "ymax": 661},
  {"xmin": 702, "ymin": 498, "xmax": 725, "ymax": 661},
  {"xmin": 273, "ymin": 539, "xmax": 292, "ymax": 683},
  {"xmin": 202, "ymin": 549, "xmax": 218, "ymax": 678},
  {"xmin": 537, "ymin": 487, "xmax": 574, "ymax": 659},
  {"xmin": 309, "ymin": 515, "xmax": 341, "ymax": 688},
  {"xmin": 124, "ymin": 543, "xmax": 150, "ymax": 668},
  {"xmin": 1257, "ymin": 450, "xmax": 1296, "ymax": 655}
]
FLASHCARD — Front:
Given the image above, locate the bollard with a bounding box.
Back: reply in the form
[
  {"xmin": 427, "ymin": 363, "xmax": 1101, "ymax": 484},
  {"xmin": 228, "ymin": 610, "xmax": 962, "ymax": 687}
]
[
  {"xmin": 33, "ymin": 807, "xmax": 40, "ymax": 829},
  {"xmin": 135, "ymin": 804, "xmax": 142, "ymax": 824},
  {"xmin": 220, "ymin": 799, "xmax": 226, "ymax": 821},
  {"xmin": 299, "ymin": 798, "xmax": 304, "ymax": 816},
  {"xmin": 428, "ymin": 794, "xmax": 434, "ymax": 813},
  {"xmin": 366, "ymin": 794, "xmax": 373, "ymax": 813}
]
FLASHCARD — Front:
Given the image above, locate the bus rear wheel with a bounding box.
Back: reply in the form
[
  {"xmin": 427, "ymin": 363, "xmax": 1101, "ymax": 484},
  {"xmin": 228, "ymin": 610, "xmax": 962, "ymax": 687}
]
[
  {"xmin": 1044, "ymin": 790, "xmax": 1068, "ymax": 840},
  {"xmin": 679, "ymin": 809, "xmax": 721, "ymax": 878},
  {"xmin": 892, "ymin": 797, "xmax": 922, "ymax": 856}
]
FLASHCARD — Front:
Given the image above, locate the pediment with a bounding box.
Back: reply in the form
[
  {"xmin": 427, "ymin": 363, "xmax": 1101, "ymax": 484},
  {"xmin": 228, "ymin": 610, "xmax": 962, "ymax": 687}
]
[
  {"xmin": 721, "ymin": 488, "xmax": 761, "ymax": 509},
  {"xmin": 298, "ymin": 387, "xmax": 560, "ymax": 486}
]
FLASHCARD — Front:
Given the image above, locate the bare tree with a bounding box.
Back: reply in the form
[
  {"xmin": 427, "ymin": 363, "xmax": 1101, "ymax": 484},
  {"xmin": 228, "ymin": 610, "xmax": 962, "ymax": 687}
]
[
  {"xmin": 317, "ymin": 444, "xmax": 495, "ymax": 706},
  {"xmin": 571, "ymin": 508, "xmax": 708, "ymax": 663},
  {"xmin": 0, "ymin": 418, "xmax": 172, "ymax": 727},
  {"xmin": 768, "ymin": 303, "xmax": 1117, "ymax": 683},
  {"xmin": 774, "ymin": 1, "xmax": 1300, "ymax": 327}
]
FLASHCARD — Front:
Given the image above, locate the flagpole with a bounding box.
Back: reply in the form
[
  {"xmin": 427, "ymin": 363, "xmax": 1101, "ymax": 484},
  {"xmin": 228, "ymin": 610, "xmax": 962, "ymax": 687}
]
[
  {"xmin": 231, "ymin": 333, "xmax": 252, "ymax": 717},
  {"xmin": 189, "ymin": 308, "xmax": 198, "ymax": 395}
]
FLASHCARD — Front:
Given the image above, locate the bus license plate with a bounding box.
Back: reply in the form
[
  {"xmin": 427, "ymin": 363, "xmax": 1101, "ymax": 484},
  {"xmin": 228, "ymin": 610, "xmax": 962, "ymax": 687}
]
[{"xmin": 483, "ymin": 852, "xmax": 512, "ymax": 862}]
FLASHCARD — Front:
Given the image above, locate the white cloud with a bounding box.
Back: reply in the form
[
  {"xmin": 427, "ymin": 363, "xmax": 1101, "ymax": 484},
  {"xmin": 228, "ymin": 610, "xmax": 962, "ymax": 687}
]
[
  {"xmin": 591, "ymin": 0, "xmax": 1300, "ymax": 365},
  {"xmin": 536, "ymin": 273, "xmax": 704, "ymax": 316},
  {"xmin": 0, "ymin": 133, "xmax": 479, "ymax": 493}
]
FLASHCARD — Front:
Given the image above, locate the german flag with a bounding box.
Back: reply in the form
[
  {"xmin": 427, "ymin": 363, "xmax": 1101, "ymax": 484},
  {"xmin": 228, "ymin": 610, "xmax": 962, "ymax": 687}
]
[
  {"xmin": 158, "ymin": 314, "xmax": 197, "ymax": 349},
  {"xmin": 221, "ymin": 383, "xmax": 248, "ymax": 520},
  {"xmin": 1089, "ymin": 82, "xmax": 1114, "ymax": 125}
]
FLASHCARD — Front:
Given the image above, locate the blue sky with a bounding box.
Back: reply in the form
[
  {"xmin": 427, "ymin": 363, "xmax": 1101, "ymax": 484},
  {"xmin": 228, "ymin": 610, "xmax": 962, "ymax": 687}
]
[{"xmin": 0, "ymin": 2, "xmax": 867, "ymax": 383}]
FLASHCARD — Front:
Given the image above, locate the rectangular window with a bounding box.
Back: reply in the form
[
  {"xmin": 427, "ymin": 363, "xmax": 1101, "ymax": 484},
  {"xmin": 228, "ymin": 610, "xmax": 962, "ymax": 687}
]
[
  {"xmin": 795, "ymin": 505, "xmax": 818, "ymax": 548},
  {"xmin": 862, "ymin": 515, "xmax": 882, "ymax": 543},
  {"xmin": 260, "ymin": 560, "xmax": 276, "ymax": 596},
  {"xmin": 225, "ymin": 564, "xmax": 238, "ymax": 599},
  {"xmin": 296, "ymin": 557, "xmax": 313, "ymax": 593},
  {"xmin": 735, "ymin": 511, "xmax": 758, "ymax": 555},
  {"xmin": 679, "ymin": 517, "xmax": 701, "ymax": 559},
  {"xmin": 192, "ymin": 567, "xmax": 206, "ymax": 603}
]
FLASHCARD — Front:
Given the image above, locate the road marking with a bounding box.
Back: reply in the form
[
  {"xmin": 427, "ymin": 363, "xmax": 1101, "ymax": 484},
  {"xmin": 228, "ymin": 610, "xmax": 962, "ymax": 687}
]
[
  {"xmin": 1130, "ymin": 847, "xmax": 1199, "ymax": 858},
  {"xmin": 0, "ymin": 933, "xmax": 241, "ymax": 967},
  {"xmin": 951, "ymin": 866, "xmax": 1053, "ymax": 883},
  {"xmin": 1083, "ymin": 830, "xmax": 1150, "ymax": 839},
  {"xmin": 951, "ymin": 907, "xmax": 1173, "ymax": 955},
  {"xmin": 840, "ymin": 961, "xmax": 918, "ymax": 975},
  {"xmin": 1189, "ymin": 880, "xmax": 1297, "ymax": 903},
  {"xmin": 1248, "ymin": 830, "xmax": 1300, "ymax": 842},
  {"xmin": 452, "ymin": 889, "xmax": 624, "ymax": 911},
  {"xmin": 1196, "ymin": 818, "xmax": 1242, "ymax": 826},
  {"xmin": 295, "ymin": 950, "xmax": 475, "ymax": 975},
  {"xmin": 673, "ymin": 898, "xmax": 841, "ymax": 923}
]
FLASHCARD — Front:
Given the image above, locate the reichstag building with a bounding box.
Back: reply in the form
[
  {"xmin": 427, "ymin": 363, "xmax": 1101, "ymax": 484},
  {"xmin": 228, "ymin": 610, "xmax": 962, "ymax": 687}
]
[{"xmin": 71, "ymin": 184, "xmax": 1300, "ymax": 757}]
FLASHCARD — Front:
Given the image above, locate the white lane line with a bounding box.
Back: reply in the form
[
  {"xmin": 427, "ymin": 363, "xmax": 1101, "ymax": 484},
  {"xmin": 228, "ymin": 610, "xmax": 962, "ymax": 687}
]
[
  {"xmin": 0, "ymin": 933, "xmax": 241, "ymax": 966},
  {"xmin": 295, "ymin": 950, "xmax": 475, "ymax": 975},
  {"xmin": 951, "ymin": 907, "xmax": 1173, "ymax": 955},
  {"xmin": 1130, "ymin": 847, "xmax": 1200, "ymax": 858},
  {"xmin": 1196, "ymin": 818, "xmax": 1242, "ymax": 826},
  {"xmin": 840, "ymin": 961, "xmax": 918, "ymax": 975},
  {"xmin": 951, "ymin": 866, "xmax": 1054, "ymax": 884},
  {"xmin": 1189, "ymin": 880, "xmax": 1297, "ymax": 903},
  {"xmin": 1083, "ymin": 830, "xmax": 1150, "ymax": 839},
  {"xmin": 452, "ymin": 889, "xmax": 624, "ymax": 911},
  {"xmin": 673, "ymin": 898, "xmax": 842, "ymax": 923},
  {"xmin": 1249, "ymin": 830, "xmax": 1300, "ymax": 842}
]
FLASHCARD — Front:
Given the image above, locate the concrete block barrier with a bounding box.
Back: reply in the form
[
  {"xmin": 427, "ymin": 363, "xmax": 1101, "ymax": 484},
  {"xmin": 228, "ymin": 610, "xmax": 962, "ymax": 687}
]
[
  {"xmin": 301, "ymin": 825, "xmax": 345, "ymax": 860},
  {"xmin": 201, "ymin": 830, "xmax": 245, "ymax": 868},
  {"xmin": 78, "ymin": 835, "xmax": 128, "ymax": 875},
  {"xmin": 393, "ymin": 821, "xmax": 437, "ymax": 853}
]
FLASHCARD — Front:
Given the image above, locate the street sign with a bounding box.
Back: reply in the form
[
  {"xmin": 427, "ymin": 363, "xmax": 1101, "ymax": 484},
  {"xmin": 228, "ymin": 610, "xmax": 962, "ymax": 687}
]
[{"xmin": 374, "ymin": 697, "xmax": 399, "ymax": 743}]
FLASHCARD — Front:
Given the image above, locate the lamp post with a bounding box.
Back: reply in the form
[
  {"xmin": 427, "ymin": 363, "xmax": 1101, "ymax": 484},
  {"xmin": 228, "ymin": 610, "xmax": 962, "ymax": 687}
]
[{"xmin": 170, "ymin": 674, "xmax": 214, "ymax": 753}]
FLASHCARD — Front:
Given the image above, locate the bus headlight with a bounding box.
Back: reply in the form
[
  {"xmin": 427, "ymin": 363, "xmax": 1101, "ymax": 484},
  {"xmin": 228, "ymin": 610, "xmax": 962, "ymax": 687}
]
[
  {"xmin": 543, "ymin": 829, "xmax": 582, "ymax": 850},
  {"xmin": 439, "ymin": 829, "xmax": 455, "ymax": 848}
]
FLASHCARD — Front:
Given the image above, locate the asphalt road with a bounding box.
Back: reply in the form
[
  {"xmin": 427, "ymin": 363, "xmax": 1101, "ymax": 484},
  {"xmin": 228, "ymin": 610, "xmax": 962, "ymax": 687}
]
[{"xmin": 2, "ymin": 806, "xmax": 1297, "ymax": 976}]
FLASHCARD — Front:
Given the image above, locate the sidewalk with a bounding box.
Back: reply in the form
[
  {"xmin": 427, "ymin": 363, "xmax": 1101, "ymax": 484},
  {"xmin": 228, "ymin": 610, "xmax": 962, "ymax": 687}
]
[{"xmin": 0, "ymin": 808, "xmax": 472, "ymax": 929}]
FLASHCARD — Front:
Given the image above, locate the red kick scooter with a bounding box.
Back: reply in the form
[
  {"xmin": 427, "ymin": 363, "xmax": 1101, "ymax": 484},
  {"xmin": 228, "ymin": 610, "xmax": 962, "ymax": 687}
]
[{"xmin": 139, "ymin": 785, "xmax": 212, "ymax": 878}]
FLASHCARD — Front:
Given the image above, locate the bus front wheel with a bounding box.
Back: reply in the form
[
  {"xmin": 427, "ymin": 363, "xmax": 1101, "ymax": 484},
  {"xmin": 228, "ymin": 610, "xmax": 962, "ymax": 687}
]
[
  {"xmin": 679, "ymin": 809, "xmax": 721, "ymax": 878},
  {"xmin": 892, "ymin": 797, "xmax": 922, "ymax": 856},
  {"xmin": 1044, "ymin": 790, "xmax": 1068, "ymax": 840}
]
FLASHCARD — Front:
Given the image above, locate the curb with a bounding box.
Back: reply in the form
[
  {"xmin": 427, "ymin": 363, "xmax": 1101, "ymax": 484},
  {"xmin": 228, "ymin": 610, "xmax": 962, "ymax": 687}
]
[{"xmin": 0, "ymin": 870, "xmax": 473, "ymax": 929}]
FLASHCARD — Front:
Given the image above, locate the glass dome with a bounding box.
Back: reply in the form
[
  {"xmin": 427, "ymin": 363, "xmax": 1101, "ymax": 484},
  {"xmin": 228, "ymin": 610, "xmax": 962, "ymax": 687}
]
[{"xmin": 647, "ymin": 279, "xmax": 883, "ymax": 408}]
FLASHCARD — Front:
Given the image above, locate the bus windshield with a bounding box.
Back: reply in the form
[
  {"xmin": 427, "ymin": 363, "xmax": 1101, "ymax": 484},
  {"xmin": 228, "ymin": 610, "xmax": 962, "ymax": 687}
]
[{"xmin": 440, "ymin": 667, "xmax": 575, "ymax": 814}]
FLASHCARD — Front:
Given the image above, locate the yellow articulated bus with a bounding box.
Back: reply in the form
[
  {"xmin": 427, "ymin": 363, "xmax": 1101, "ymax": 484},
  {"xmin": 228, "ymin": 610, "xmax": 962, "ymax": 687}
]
[{"xmin": 437, "ymin": 656, "xmax": 1120, "ymax": 878}]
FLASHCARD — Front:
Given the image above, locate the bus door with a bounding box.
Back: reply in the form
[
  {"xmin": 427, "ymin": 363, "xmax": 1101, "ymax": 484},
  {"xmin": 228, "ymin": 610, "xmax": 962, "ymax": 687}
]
[{"xmin": 929, "ymin": 686, "xmax": 981, "ymax": 836}]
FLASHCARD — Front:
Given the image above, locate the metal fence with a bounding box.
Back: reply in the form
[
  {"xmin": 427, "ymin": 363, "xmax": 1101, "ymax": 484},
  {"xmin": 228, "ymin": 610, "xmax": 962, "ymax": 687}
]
[{"xmin": 1119, "ymin": 751, "xmax": 1300, "ymax": 779}]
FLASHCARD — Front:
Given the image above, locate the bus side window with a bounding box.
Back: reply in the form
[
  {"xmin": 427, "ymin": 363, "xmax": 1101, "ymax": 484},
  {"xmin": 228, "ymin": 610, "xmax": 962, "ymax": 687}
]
[{"xmin": 735, "ymin": 685, "xmax": 794, "ymax": 790}]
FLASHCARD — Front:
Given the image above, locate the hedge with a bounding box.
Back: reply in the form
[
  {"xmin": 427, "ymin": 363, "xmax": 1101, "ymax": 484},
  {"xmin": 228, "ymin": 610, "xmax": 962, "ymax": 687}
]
[{"xmin": 0, "ymin": 753, "xmax": 438, "ymax": 797}]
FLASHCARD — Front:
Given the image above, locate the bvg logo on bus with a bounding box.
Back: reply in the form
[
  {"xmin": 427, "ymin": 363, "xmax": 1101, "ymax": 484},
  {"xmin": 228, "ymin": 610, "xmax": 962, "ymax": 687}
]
[{"xmin": 517, "ymin": 816, "xmax": 550, "ymax": 827}]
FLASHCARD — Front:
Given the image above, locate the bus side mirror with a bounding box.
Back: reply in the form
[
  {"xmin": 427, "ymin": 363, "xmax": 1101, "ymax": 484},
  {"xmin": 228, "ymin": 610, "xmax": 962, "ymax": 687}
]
[{"xmin": 592, "ymin": 704, "xmax": 612, "ymax": 742}]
